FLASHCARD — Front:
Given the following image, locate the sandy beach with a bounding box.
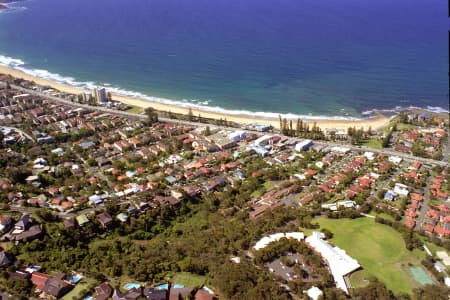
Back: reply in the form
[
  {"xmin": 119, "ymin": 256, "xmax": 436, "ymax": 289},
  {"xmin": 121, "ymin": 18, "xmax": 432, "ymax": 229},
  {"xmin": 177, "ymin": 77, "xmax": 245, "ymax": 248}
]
[{"xmin": 0, "ymin": 64, "xmax": 391, "ymax": 130}]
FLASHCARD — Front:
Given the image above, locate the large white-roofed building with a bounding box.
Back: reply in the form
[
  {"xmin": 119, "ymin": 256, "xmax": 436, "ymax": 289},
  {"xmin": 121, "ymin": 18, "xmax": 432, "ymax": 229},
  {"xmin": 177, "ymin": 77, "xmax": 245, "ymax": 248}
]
[
  {"xmin": 306, "ymin": 232, "xmax": 360, "ymax": 294},
  {"xmin": 253, "ymin": 232, "xmax": 304, "ymax": 251}
]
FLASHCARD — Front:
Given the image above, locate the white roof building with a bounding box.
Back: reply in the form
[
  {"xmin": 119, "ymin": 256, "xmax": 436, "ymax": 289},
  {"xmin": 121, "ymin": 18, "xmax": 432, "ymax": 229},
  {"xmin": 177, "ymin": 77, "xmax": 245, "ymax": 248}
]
[
  {"xmin": 306, "ymin": 286, "xmax": 323, "ymax": 300},
  {"xmin": 363, "ymin": 152, "xmax": 375, "ymax": 160},
  {"xmin": 253, "ymin": 232, "xmax": 304, "ymax": 251},
  {"xmin": 331, "ymin": 146, "xmax": 350, "ymax": 154},
  {"xmin": 295, "ymin": 139, "xmax": 313, "ymax": 152},
  {"xmin": 253, "ymin": 135, "xmax": 273, "ymax": 147},
  {"xmin": 306, "ymin": 232, "xmax": 360, "ymax": 294},
  {"xmin": 388, "ymin": 156, "xmax": 402, "ymax": 164},
  {"xmin": 436, "ymin": 251, "xmax": 450, "ymax": 266},
  {"xmin": 445, "ymin": 277, "xmax": 450, "ymax": 287},
  {"xmin": 394, "ymin": 183, "xmax": 409, "ymax": 197}
]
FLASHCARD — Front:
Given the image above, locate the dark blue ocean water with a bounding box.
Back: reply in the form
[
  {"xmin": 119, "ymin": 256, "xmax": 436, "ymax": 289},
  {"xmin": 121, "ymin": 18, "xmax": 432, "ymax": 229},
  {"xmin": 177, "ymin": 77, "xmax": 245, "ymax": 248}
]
[{"xmin": 0, "ymin": 0, "xmax": 447, "ymax": 118}]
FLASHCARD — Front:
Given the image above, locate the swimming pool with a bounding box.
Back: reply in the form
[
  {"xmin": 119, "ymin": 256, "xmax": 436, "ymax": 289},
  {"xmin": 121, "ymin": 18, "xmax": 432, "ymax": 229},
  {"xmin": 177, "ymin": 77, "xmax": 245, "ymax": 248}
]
[
  {"xmin": 124, "ymin": 283, "xmax": 141, "ymax": 290},
  {"xmin": 409, "ymin": 266, "xmax": 433, "ymax": 286},
  {"xmin": 155, "ymin": 283, "xmax": 184, "ymax": 290}
]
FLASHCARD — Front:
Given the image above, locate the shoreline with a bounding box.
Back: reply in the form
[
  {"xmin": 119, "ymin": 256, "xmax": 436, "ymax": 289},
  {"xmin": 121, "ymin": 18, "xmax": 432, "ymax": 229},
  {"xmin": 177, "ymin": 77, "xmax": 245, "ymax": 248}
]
[{"xmin": 0, "ymin": 64, "xmax": 392, "ymax": 130}]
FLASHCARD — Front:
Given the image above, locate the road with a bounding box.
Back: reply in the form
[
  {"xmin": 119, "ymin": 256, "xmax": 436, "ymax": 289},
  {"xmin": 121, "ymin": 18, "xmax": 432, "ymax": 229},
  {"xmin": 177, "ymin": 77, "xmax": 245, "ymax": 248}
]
[
  {"xmin": 5, "ymin": 82, "xmax": 448, "ymax": 168},
  {"xmin": 9, "ymin": 205, "xmax": 100, "ymax": 218},
  {"xmin": 415, "ymin": 175, "xmax": 432, "ymax": 231}
]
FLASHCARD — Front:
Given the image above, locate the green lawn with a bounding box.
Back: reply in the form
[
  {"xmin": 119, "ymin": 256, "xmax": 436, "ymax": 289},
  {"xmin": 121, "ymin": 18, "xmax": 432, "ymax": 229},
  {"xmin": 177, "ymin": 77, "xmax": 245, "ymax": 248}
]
[
  {"xmin": 251, "ymin": 181, "xmax": 276, "ymax": 198},
  {"xmin": 368, "ymin": 211, "xmax": 395, "ymax": 221},
  {"xmin": 172, "ymin": 272, "xmax": 206, "ymax": 288},
  {"xmin": 362, "ymin": 138, "xmax": 383, "ymax": 149},
  {"xmin": 316, "ymin": 217, "xmax": 425, "ymax": 295},
  {"xmin": 126, "ymin": 105, "xmax": 144, "ymax": 114},
  {"xmin": 396, "ymin": 123, "xmax": 418, "ymax": 131},
  {"xmin": 62, "ymin": 277, "xmax": 98, "ymax": 300}
]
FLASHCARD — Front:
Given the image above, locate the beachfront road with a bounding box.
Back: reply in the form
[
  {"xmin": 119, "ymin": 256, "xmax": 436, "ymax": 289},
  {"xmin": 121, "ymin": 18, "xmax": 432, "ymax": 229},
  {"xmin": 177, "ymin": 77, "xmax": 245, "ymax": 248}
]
[{"xmin": 4, "ymin": 82, "xmax": 448, "ymax": 168}]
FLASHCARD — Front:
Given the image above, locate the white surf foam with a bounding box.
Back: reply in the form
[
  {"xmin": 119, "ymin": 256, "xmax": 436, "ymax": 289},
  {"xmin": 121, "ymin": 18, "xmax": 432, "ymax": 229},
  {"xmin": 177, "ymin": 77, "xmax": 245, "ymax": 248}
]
[{"xmin": 1, "ymin": 54, "xmax": 447, "ymax": 120}]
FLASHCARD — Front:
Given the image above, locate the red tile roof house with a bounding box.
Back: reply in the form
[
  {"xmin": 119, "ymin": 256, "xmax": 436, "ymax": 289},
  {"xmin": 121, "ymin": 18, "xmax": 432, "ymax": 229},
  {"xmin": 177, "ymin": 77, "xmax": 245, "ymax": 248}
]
[
  {"xmin": 410, "ymin": 193, "xmax": 423, "ymax": 202},
  {"xmin": 32, "ymin": 272, "xmax": 50, "ymax": 291},
  {"xmin": 405, "ymin": 210, "xmax": 417, "ymax": 218},
  {"xmin": 436, "ymin": 190, "xmax": 449, "ymax": 199},
  {"xmin": 434, "ymin": 226, "xmax": 450, "ymax": 238},
  {"xmin": 438, "ymin": 204, "xmax": 450, "ymax": 214},
  {"xmin": 408, "ymin": 201, "xmax": 420, "ymax": 210},
  {"xmin": 95, "ymin": 282, "xmax": 113, "ymax": 300},
  {"xmin": 405, "ymin": 218, "xmax": 415, "ymax": 229},
  {"xmin": 426, "ymin": 210, "xmax": 440, "ymax": 221},
  {"xmin": 423, "ymin": 224, "xmax": 434, "ymax": 234},
  {"xmin": 410, "ymin": 161, "xmax": 422, "ymax": 170}
]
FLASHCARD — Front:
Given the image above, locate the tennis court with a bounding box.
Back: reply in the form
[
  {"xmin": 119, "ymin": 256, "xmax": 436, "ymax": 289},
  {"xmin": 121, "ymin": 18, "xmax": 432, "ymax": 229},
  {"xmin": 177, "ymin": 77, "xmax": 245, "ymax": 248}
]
[{"xmin": 409, "ymin": 266, "xmax": 433, "ymax": 286}]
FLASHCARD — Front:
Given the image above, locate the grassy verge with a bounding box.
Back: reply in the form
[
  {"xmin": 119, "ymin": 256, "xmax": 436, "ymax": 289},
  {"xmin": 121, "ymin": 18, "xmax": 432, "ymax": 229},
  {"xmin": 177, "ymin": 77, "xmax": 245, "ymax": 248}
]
[
  {"xmin": 361, "ymin": 138, "xmax": 383, "ymax": 149},
  {"xmin": 126, "ymin": 105, "xmax": 144, "ymax": 114},
  {"xmin": 172, "ymin": 272, "xmax": 207, "ymax": 288},
  {"xmin": 62, "ymin": 277, "xmax": 98, "ymax": 300}
]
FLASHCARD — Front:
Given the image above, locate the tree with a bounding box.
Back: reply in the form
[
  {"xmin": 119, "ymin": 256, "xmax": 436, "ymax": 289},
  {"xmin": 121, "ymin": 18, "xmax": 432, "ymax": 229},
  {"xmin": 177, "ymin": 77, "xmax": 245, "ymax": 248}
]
[
  {"xmin": 145, "ymin": 107, "xmax": 158, "ymax": 124},
  {"xmin": 204, "ymin": 126, "xmax": 211, "ymax": 136},
  {"xmin": 5, "ymin": 278, "xmax": 33, "ymax": 299},
  {"xmin": 320, "ymin": 228, "xmax": 333, "ymax": 239},
  {"xmin": 414, "ymin": 285, "xmax": 449, "ymax": 300},
  {"xmin": 296, "ymin": 119, "xmax": 301, "ymax": 136},
  {"xmin": 353, "ymin": 278, "xmax": 396, "ymax": 300},
  {"xmin": 188, "ymin": 107, "xmax": 194, "ymax": 121}
]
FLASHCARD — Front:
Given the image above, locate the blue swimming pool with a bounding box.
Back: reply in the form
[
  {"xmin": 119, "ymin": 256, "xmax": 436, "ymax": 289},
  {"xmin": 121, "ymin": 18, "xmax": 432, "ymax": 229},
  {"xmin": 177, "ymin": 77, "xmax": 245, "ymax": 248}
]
[
  {"xmin": 124, "ymin": 283, "xmax": 141, "ymax": 290},
  {"xmin": 155, "ymin": 283, "xmax": 184, "ymax": 290}
]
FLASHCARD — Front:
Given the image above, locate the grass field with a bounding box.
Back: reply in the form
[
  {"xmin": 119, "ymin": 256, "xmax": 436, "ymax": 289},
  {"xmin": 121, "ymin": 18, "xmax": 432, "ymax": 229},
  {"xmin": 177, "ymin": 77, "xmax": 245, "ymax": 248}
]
[
  {"xmin": 251, "ymin": 180, "xmax": 276, "ymax": 198},
  {"xmin": 126, "ymin": 105, "xmax": 144, "ymax": 114},
  {"xmin": 396, "ymin": 123, "xmax": 419, "ymax": 131},
  {"xmin": 172, "ymin": 272, "xmax": 206, "ymax": 288},
  {"xmin": 368, "ymin": 211, "xmax": 395, "ymax": 221},
  {"xmin": 316, "ymin": 217, "xmax": 425, "ymax": 295},
  {"xmin": 361, "ymin": 138, "xmax": 383, "ymax": 149}
]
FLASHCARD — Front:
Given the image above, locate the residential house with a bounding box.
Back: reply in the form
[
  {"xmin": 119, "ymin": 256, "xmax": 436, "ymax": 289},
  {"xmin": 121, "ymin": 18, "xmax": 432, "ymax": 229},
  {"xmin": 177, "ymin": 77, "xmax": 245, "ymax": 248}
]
[
  {"xmin": 0, "ymin": 251, "xmax": 12, "ymax": 268},
  {"xmin": 394, "ymin": 183, "xmax": 409, "ymax": 197},
  {"xmin": 42, "ymin": 273, "xmax": 73, "ymax": 298},
  {"xmin": 32, "ymin": 272, "xmax": 50, "ymax": 291},
  {"xmin": 13, "ymin": 224, "xmax": 43, "ymax": 242},
  {"xmin": 194, "ymin": 290, "xmax": 216, "ymax": 300},
  {"xmin": 0, "ymin": 215, "xmax": 12, "ymax": 232},
  {"xmin": 94, "ymin": 282, "xmax": 113, "ymax": 300},
  {"xmin": 76, "ymin": 214, "xmax": 90, "ymax": 226},
  {"xmin": 142, "ymin": 287, "xmax": 167, "ymax": 300},
  {"xmin": 97, "ymin": 212, "xmax": 114, "ymax": 229},
  {"xmin": 60, "ymin": 219, "xmax": 76, "ymax": 231},
  {"xmin": 112, "ymin": 287, "xmax": 142, "ymax": 300},
  {"xmin": 14, "ymin": 215, "xmax": 33, "ymax": 233},
  {"xmin": 169, "ymin": 288, "xmax": 193, "ymax": 300}
]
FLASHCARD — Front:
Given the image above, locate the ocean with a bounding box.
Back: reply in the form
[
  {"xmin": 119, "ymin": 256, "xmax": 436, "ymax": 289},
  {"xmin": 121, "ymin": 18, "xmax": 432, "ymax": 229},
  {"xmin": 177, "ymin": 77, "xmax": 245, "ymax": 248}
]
[{"xmin": 0, "ymin": 0, "xmax": 448, "ymax": 119}]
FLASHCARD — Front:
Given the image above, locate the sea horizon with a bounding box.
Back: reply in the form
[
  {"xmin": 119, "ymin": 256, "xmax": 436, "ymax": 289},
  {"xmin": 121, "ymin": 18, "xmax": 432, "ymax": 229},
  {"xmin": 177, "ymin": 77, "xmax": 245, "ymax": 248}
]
[{"xmin": 0, "ymin": 0, "xmax": 448, "ymax": 119}]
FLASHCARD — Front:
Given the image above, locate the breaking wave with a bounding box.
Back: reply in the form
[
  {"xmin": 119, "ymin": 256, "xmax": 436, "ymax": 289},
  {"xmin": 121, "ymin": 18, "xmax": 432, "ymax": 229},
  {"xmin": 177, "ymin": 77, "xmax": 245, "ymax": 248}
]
[{"xmin": 0, "ymin": 54, "xmax": 447, "ymax": 120}]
